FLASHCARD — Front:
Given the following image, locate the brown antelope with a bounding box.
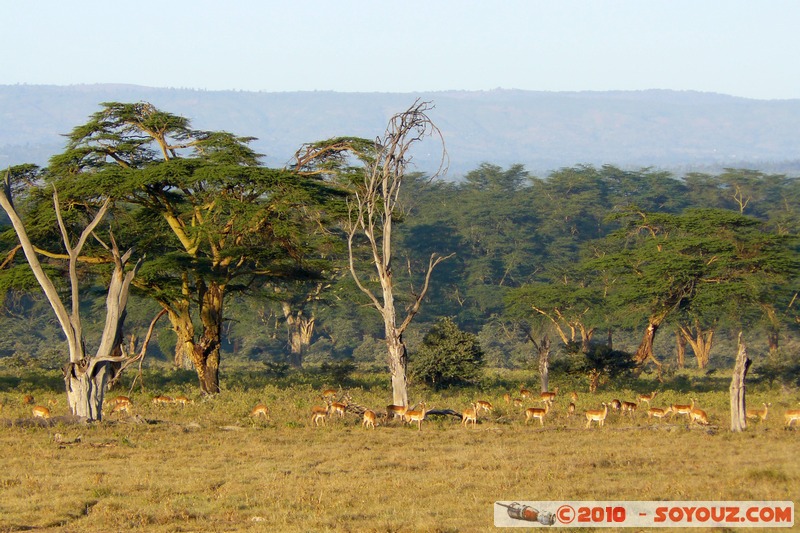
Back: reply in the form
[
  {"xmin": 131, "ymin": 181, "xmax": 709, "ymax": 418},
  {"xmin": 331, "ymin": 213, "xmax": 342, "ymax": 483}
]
[
  {"xmin": 637, "ymin": 391, "xmax": 658, "ymax": 405},
  {"xmin": 503, "ymin": 393, "xmax": 511, "ymax": 405},
  {"xmin": 540, "ymin": 387, "xmax": 559, "ymax": 405},
  {"xmin": 152, "ymin": 395, "xmax": 174, "ymax": 405},
  {"xmin": 173, "ymin": 395, "xmax": 193, "ymax": 406},
  {"xmin": 525, "ymin": 403, "xmax": 549, "ymax": 426},
  {"xmin": 670, "ymin": 401, "xmax": 693, "ymax": 418},
  {"xmin": 108, "ymin": 396, "xmax": 133, "ymax": 415},
  {"xmin": 746, "ymin": 402, "xmax": 770, "ymax": 422},
  {"xmin": 620, "ymin": 401, "xmax": 638, "ymax": 418},
  {"xmin": 362, "ymin": 409, "xmax": 376, "ymax": 429},
  {"xmin": 462, "ymin": 403, "xmax": 478, "ymax": 428},
  {"xmin": 386, "ymin": 404, "xmax": 408, "ymax": 421},
  {"xmin": 519, "ymin": 387, "xmax": 533, "ymax": 399},
  {"xmin": 570, "ymin": 391, "xmax": 579, "ymax": 403},
  {"xmin": 311, "ymin": 405, "xmax": 329, "ymax": 427},
  {"xmin": 107, "ymin": 395, "xmax": 132, "ymax": 408},
  {"xmin": 585, "ymin": 403, "xmax": 609, "ymax": 428},
  {"xmin": 610, "ymin": 399, "xmax": 622, "ymax": 412},
  {"xmin": 567, "ymin": 402, "xmax": 576, "ymax": 417},
  {"xmin": 512, "ymin": 398, "xmax": 524, "ymax": 408},
  {"xmin": 647, "ymin": 406, "xmax": 671, "ymax": 421},
  {"xmin": 404, "ymin": 403, "xmax": 428, "ymax": 431},
  {"xmin": 475, "ymin": 400, "xmax": 493, "ymax": 415},
  {"xmin": 32, "ymin": 405, "xmax": 51, "ymax": 419},
  {"xmin": 784, "ymin": 409, "xmax": 800, "ymax": 427},
  {"xmin": 689, "ymin": 399, "xmax": 710, "ymax": 425},
  {"xmin": 250, "ymin": 403, "xmax": 270, "ymax": 419},
  {"xmin": 330, "ymin": 400, "xmax": 348, "ymax": 418},
  {"xmin": 23, "ymin": 394, "xmax": 34, "ymax": 405}
]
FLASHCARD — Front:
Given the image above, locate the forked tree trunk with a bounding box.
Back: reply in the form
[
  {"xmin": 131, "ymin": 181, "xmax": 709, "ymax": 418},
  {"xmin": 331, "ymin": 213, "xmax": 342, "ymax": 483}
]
[
  {"xmin": 730, "ymin": 333, "xmax": 751, "ymax": 432},
  {"xmin": 282, "ymin": 302, "xmax": 316, "ymax": 368},
  {"xmin": 679, "ymin": 322, "xmax": 714, "ymax": 369},
  {"xmin": 633, "ymin": 318, "xmax": 664, "ymax": 368}
]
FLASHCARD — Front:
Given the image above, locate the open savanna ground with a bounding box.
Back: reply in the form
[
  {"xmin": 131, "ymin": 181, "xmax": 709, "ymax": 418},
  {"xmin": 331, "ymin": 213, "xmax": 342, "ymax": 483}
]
[{"xmin": 0, "ymin": 367, "xmax": 798, "ymax": 532}]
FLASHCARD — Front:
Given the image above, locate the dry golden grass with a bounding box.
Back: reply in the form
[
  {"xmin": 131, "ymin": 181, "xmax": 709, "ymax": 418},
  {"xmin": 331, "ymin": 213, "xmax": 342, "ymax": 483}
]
[{"xmin": 0, "ymin": 382, "xmax": 798, "ymax": 532}]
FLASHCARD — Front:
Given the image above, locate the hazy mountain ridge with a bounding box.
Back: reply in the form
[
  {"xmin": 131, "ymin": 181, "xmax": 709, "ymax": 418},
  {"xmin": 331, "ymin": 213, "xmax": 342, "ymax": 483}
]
[{"xmin": 2, "ymin": 84, "xmax": 800, "ymax": 177}]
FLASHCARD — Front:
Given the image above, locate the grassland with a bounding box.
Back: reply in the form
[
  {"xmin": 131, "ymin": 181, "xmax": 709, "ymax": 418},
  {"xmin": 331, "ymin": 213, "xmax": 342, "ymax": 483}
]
[{"xmin": 0, "ymin": 366, "xmax": 798, "ymax": 532}]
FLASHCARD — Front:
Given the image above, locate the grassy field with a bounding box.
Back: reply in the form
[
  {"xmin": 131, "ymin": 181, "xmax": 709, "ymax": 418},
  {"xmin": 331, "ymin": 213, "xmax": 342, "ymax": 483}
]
[{"xmin": 0, "ymin": 367, "xmax": 798, "ymax": 532}]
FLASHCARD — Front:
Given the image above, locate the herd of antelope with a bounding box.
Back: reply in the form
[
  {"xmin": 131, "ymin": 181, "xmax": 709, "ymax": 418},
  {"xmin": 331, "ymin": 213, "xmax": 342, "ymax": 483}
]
[{"xmin": 7, "ymin": 388, "xmax": 800, "ymax": 430}]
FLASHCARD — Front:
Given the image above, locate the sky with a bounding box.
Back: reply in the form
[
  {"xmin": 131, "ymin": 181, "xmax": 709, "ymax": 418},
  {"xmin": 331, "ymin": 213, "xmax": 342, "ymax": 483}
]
[{"xmin": 1, "ymin": 1, "xmax": 798, "ymax": 100}]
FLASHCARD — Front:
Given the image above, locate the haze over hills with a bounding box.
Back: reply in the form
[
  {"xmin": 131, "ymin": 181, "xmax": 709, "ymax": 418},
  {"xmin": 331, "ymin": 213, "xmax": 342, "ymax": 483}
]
[{"xmin": 2, "ymin": 84, "xmax": 800, "ymax": 178}]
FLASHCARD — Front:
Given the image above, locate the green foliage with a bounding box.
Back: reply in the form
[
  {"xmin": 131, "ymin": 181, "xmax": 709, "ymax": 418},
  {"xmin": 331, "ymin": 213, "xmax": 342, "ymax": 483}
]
[{"xmin": 410, "ymin": 317, "xmax": 484, "ymax": 389}]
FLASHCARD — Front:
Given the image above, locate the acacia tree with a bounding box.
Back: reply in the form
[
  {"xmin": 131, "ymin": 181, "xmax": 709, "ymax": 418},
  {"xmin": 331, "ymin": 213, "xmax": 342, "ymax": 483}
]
[
  {"xmin": 48, "ymin": 102, "xmax": 338, "ymax": 393},
  {"xmin": 342, "ymin": 101, "xmax": 452, "ymax": 407},
  {"xmin": 0, "ymin": 170, "xmax": 139, "ymax": 420}
]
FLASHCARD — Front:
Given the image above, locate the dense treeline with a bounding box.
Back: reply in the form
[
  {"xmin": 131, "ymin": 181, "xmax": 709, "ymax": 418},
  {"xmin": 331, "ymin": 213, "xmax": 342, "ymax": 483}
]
[{"xmin": 2, "ymin": 103, "xmax": 799, "ymax": 391}]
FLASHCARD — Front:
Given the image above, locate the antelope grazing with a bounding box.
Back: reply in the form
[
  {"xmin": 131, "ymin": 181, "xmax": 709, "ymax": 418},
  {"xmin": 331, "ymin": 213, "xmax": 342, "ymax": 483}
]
[
  {"xmin": 585, "ymin": 403, "xmax": 609, "ymax": 428},
  {"xmin": 670, "ymin": 401, "xmax": 693, "ymax": 418},
  {"xmin": 539, "ymin": 387, "xmax": 559, "ymax": 405},
  {"xmin": 311, "ymin": 405, "xmax": 329, "ymax": 427},
  {"xmin": 330, "ymin": 400, "xmax": 348, "ymax": 418},
  {"xmin": 32, "ymin": 405, "xmax": 51, "ymax": 419},
  {"xmin": 250, "ymin": 403, "xmax": 270, "ymax": 419},
  {"xmin": 23, "ymin": 394, "xmax": 34, "ymax": 405},
  {"xmin": 503, "ymin": 393, "xmax": 511, "ymax": 405},
  {"xmin": 570, "ymin": 391, "xmax": 579, "ymax": 403},
  {"xmin": 107, "ymin": 395, "xmax": 132, "ymax": 408},
  {"xmin": 637, "ymin": 391, "xmax": 658, "ymax": 406},
  {"xmin": 746, "ymin": 402, "xmax": 770, "ymax": 422},
  {"xmin": 784, "ymin": 409, "xmax": 800, "ymax": 427},
  {"xmin": 404, "ymin": 403, "xmax": 428, "ymax": 431},
  {"xmin": 519, "ymin": 387, "xmax": 533, "ymax": 399},
  {"xmin": 462, "ymin": 403, "xmax": 478, "ymax": 428},
  {"xmin": 525, "ymin": 403, "xmax": 549, "ymax": 426},
  {"xmin": 610, "ymin": 399, "xmax": 622, "ymax": 412},
  {"xmin": 173, "ymin": 395, "xmax": 193, "ymax": 406},
  {"xmin": 362, "ymin": 409, "xmax": 376, "ymax": 429},
  {"xmin": 689, "ymin": 400, "xmax": 710, "ymax": 425},
  {"xmin": 567, "ymin": 402, "xmax": 576, "ymax": 417},
  {"xmin": 512, "ymin": 398, "xmax": 524, "ymax": 408},
  {"xmin": 109, "ymin": 396, "xmax": 133, "ymax": 415},
  {"xmin": 152, "ymin": 395, "xmax": 174, "ymax": 405},
  {"xmin": 386, "ymin": 404, "xmax": 407, "ymax": 421},
  {"xmin": 620, "ymin": 401, "xmax": 638, "ymax": 418},
  {"xmin": 475, "ymin": 400, "xmax": 493, "ymax": 415},
  {"xmin": 647, "ymin": 407, "xmax": 671, "ymax": 422},
  {"xmin": 321, "ymin": 389, "xmax": 337, "ymax": 401}
]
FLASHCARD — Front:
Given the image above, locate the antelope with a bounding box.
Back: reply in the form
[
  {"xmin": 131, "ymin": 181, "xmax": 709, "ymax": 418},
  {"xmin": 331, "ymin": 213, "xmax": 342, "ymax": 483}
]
[
  {"xmin": 540, "ymin": 387, "xmax": 559, "ymax": 405},
  {"xmin": 404, "ymin": 402, "xmax": 428, "ymax": 431},
  {"xmin": 330, "ymin": 400, "xmax": 348, "ymax": 418},
  {"xmin": 321, "ymin": 389, "xmax": 337, "ymax": 401},
  {"xmin": 362, "ymin": 409, "xmax": 376, "ymax": 429},
  {"xmin": 585, "ymin": 403, "xmax": 609, "ymax": 428},
  {"xmin": 250, "ymin": 403, "xmax": 270, "ymax": 419},
  {"xmin": 746, "ymin": 403, "xmax": 770, "ymax": 422},
  {"xmin": 512, "ymin": 398, "xmax": 524, "ymax": 408},
  {"xmin": 503, "ymin": 393, "xmax": 511, "ymax": 405},
  {"xmin": 462, "ymin": 403, "xmax": 478, "ymax": 428},
  {"xmin": 620, "ymin": 401, "xmax": 638, "ymax": 417},
  {"xmin": 386, "ymin": 404, "xmax": 407, "ymax": 421},
  {"xmin": 647, "ymin": 407, "xmax": 671, "ymax": 421},
  {"xmin": 174, "ymin": 395, "xmax": 193, "ymax": 406},
  {"xmin": 610, "ymin": 399, "xmax": 622, "ymax": 412},
  {"xmin": 689, "ymin": 399, "xmax": 710, "ymax": 425},
  {"xmin": 784, "ymin": 409, "xmax": 800, "ymax": 427},
  {"xmin": 670, "ymin": 401, "xmax": 693, "ymax": 418},
  {"xmin": 519, "ymin": 387, "xmax": 533, "ymax": 399},
  {"xmin": 32, "ymin": 405, "xmax": 51, "ymax": 419},
  {"xmin": 567, "ymin": 402, "xmax": 576, "ymax": 417},
  {"xmin": 475, "ymin": 400, "xmax": 493, "ymax": 415},
  {"xmin": 570, "ymin": 391, "xmax": 579, "ymax": 403},
  {"xmin": 525, "ymin": 403, "xmax": 549, "ymax": 426},
  {"xmin": 107, "ymin": 395, "xmax": 132, "ymax": 408},
  {"xmin": 152, "ymin": 395, "xmax": 174, "ymax": 405},
  {"xmin": 637, "ymin": 391, "xmax": 658, "ymax": 405},
  {"xmin": 23, "ymin": 394, "xmax": 34, "ymax": 405},
  {"xmin": 108, "ymin": 396, "xmax": 133, "ymax": 415},
  {"xmin": 311, "ymin": 405, "xmax": 329, "ymax": 427}
]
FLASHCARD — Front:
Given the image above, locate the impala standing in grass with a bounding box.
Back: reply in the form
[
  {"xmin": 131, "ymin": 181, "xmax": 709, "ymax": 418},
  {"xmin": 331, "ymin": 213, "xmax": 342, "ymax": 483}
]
[
  {"xmin": 525, "ymin": 404, "xmax": 549, "ymax": 426},
  {"xmin": 746, "ymin": 403, "xmax": 770, "ymax": 422},
  {"xmin": 585, "ymin": 403, "xmax": 608, "ymax": 428},
  {"xmin": 404, "ymin": 403, "xmax": 428, "ymax": 431}
]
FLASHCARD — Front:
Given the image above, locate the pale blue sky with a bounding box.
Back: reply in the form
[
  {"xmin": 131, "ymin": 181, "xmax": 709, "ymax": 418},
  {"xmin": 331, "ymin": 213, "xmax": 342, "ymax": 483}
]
[{"xmin": 1, "ymin": 0, "xmax": 798, "ymax": 100}]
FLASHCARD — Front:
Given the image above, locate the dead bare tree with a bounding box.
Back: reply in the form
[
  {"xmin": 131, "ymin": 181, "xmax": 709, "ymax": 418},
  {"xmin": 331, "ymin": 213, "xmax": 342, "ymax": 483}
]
[
  {"xmin": 729, "ymin": 332, "xmax": 752, "ymax": 432},
  {"xmin": 0, "ymin": 171, "xmax": 142, "ymax": 420},
  {"xmin": 345, "ymin": 101, "xmax": 453, "ymax": 407}
]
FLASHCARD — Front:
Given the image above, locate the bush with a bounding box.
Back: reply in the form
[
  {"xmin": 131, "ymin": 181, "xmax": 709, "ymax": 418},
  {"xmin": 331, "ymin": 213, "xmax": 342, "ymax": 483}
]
[{"xmin": 410, "ymin": 317, "xmax": 484, "ymax": 390}]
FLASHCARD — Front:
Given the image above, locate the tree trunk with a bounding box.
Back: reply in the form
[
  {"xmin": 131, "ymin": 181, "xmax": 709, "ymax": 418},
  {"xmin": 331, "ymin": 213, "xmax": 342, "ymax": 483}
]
[
  {"xmin": 166, "ymin": 302, "xmax": 196, "ymax": 370},
  {"xmin": 537, "ymin": 335, "xmax": 551, "ymax": 393},
  {"xmin": 675, "ymin": 329, "xmax": 686, "ymax": 369},
  {"xmin": 190, "ymin": 281, "xmax": 224, "ymax": 394},
  {"xmin": 730, "ymin": 333, "xmax": 751, "ymax": 432},
  {"xmin": 63, "ymin": 359, "xmax": 116, "ymax": 420},
  {"xmin": 386, "ymin": 329, "xmax": 408, "ymax": 408},
  {"xmin": 282, "ymin": 302, "xmax": 315, "ymax": 368},
  {"xmin": 633, "ymin": 319, "xmax": 663, "ymax": 367},
  {"xmin": 679, "ymin": 322, "xmax": 714, "ymax": 369}
]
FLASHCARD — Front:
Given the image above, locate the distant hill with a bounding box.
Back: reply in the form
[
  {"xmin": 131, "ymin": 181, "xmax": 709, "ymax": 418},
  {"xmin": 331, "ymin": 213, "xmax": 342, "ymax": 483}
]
[{"xmin": 2, "ymin": 84, "xmax": 800, "ymax": 178}]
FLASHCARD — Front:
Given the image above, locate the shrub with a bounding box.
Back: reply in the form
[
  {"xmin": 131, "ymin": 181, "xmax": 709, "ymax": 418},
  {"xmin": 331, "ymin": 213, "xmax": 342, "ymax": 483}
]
[{"xmin": 410, "ymin": 317, "xmax": 484, "ymax": 390}]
